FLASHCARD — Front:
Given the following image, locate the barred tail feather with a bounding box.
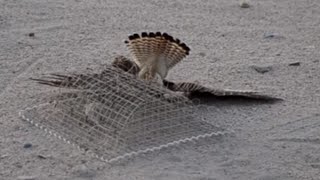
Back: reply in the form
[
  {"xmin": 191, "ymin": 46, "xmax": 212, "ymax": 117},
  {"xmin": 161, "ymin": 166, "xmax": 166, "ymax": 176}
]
[{"xmin": 124, "ymin": 32, "xmax": 190, "ymax": 70}]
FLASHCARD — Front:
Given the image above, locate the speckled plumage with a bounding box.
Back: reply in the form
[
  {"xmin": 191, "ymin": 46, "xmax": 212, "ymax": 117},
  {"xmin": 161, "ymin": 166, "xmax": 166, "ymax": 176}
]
[{"xmin": 31, "ymin": 32, "xmax": 281, "ymax": 101}]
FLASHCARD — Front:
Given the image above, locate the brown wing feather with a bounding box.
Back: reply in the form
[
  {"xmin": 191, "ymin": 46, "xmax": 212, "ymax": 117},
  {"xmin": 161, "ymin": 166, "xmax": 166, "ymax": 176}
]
[
  {"xmin": 31, "ymin": 56, "xmax": 140, "ymax": 89},
  {"xmin": 30, "ymin": 73, "xmax": 107, "ymax": 89},
  {"xmin": 163, "ymin": 80, "xmax": 282, "ymax": 101}
]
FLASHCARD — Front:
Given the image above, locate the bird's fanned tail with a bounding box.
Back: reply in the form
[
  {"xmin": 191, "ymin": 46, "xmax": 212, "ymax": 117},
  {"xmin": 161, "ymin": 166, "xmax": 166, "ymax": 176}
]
[{"xmin": 124, "ymin": 32, "xmax": 190, "ymax": 71}]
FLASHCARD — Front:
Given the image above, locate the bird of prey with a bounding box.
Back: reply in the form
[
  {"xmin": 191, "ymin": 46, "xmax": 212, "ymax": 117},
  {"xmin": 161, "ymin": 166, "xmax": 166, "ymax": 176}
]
[{"xmin": 31, "ymin": 32, "xmax": 281, "ymax": 101}]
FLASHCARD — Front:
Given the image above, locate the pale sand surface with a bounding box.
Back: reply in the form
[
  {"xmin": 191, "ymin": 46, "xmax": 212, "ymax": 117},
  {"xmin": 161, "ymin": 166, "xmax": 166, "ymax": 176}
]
[{"xmin": 1, "ymin": 0, "xmax": 320, "ymax": 179}]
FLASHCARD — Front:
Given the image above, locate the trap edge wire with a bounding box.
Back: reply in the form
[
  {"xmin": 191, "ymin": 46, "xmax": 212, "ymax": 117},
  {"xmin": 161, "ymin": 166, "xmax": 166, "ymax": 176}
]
[
  {"xmin": 19, "ymin": 104, "xmax": 229, "ymax": 163},
  {"xmin": 19, "ymin": 66, "xmax": 229, "ymax": 163}
]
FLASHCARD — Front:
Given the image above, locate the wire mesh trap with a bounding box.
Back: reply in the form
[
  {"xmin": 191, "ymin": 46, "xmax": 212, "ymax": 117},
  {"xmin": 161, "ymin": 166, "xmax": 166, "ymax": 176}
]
[{"xmin": 20, "ymin": 66, "xmax": 226, "ymax": 162}]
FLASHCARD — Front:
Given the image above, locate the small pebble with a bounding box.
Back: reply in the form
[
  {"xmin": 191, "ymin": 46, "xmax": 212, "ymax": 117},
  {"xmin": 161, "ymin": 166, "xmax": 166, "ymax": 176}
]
[
  {"xmin": 16, "ymin": 164, "xmax": 23, "ymax": 168},
  {"xmin": 251, "ymin": 65, "xmax": 272, "ymax": 74},
  {"xmin": 289, "ymin": 62, "xmax": 301, "ymax": 66},
  {"xmin": 240, "ymin": 0, "xmax": 250, "ymax": 8},
  {"xmin": 23, "ymin": 143, "xmax": 32, "ymax": 149},
  {"xmin": 28, "ymin": 32, "xmax": 35, "ymax": 37},
  {"xmin": 198, "ymin": 52, "xmax": 206, "ymax": 57},
  {"xmin": 311, "ymin": 164, "xmax": 320, "ymax": 169},
  {"xmin": 263, "ymin": 32, "xmax": 285, "ymax": 39},
  {"xmin": 37, "ymin": 155, "xmax": 47, "ymax": 159}
]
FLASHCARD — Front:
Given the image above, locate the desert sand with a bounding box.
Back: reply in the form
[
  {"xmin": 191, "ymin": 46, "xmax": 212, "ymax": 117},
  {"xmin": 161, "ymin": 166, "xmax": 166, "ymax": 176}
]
[{"xmin": 1, "ymin": 0, "xmax": 320, "ymax": 179}]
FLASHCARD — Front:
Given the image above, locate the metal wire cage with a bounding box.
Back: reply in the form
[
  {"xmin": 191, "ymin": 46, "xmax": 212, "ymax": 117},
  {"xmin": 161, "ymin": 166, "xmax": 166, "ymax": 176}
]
[{"xmin": 20, "ymin": 66, "xmax": 221, "ymax": 162}]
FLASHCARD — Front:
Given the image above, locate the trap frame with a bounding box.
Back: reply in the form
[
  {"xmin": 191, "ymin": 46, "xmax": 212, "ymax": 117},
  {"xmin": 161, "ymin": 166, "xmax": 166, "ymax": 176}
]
[{"xmin": 20, "ymin": 66, "xmax": 225, "ymax": 162}]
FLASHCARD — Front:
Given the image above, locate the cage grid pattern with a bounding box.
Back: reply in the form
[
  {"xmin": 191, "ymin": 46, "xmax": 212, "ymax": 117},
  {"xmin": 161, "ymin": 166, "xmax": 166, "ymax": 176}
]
[{"xmin": 20, "ymin": 66, "xmax": 224, "ymax": 162}]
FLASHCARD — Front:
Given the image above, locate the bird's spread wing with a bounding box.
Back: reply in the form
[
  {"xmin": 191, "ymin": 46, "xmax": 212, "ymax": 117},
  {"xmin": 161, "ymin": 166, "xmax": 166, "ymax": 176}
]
[
  {"xmin": 124, "ymin": 32, "xmax": 190, "ymax": 70},
  {"xmin": 163, "ymin": 80, "xmax": 282, "ymax": 101},
  {"xmin": 30, "ymin": 66, "xmax": 189, "ymax": 104},
  {"xmin": 30, "ymin": 65, "xmax": 135, "ymax": 90},
  {"xmin": 30, "ymin": 73, "xmax": 109, "ymax": 89},
  {"xmin": 31, "ymin": 55, "xmax": 143, "ymax": 90}
]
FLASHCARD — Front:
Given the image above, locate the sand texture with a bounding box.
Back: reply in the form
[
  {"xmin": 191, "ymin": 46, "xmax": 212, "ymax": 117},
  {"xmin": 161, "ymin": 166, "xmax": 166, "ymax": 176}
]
[{"xmin": 1, "ymin": 0, "xmax": 320, "ymax": 179}]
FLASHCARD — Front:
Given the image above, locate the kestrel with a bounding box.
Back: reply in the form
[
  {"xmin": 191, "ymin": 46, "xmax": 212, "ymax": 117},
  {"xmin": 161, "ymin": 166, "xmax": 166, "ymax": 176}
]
[
  {"xmin": 31, "ymin": 32, "xmax": 281, "ymax": 101},
  {"xmin": 111, "ymin": 54, "xmax": 281, "ymax": 101}
]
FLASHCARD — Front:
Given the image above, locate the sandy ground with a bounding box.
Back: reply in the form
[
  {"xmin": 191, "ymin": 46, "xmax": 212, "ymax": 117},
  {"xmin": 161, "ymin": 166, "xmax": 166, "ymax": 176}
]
[{"xmin": 1, "ymin": 0, "xmax": 320, "ymax": 179}]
